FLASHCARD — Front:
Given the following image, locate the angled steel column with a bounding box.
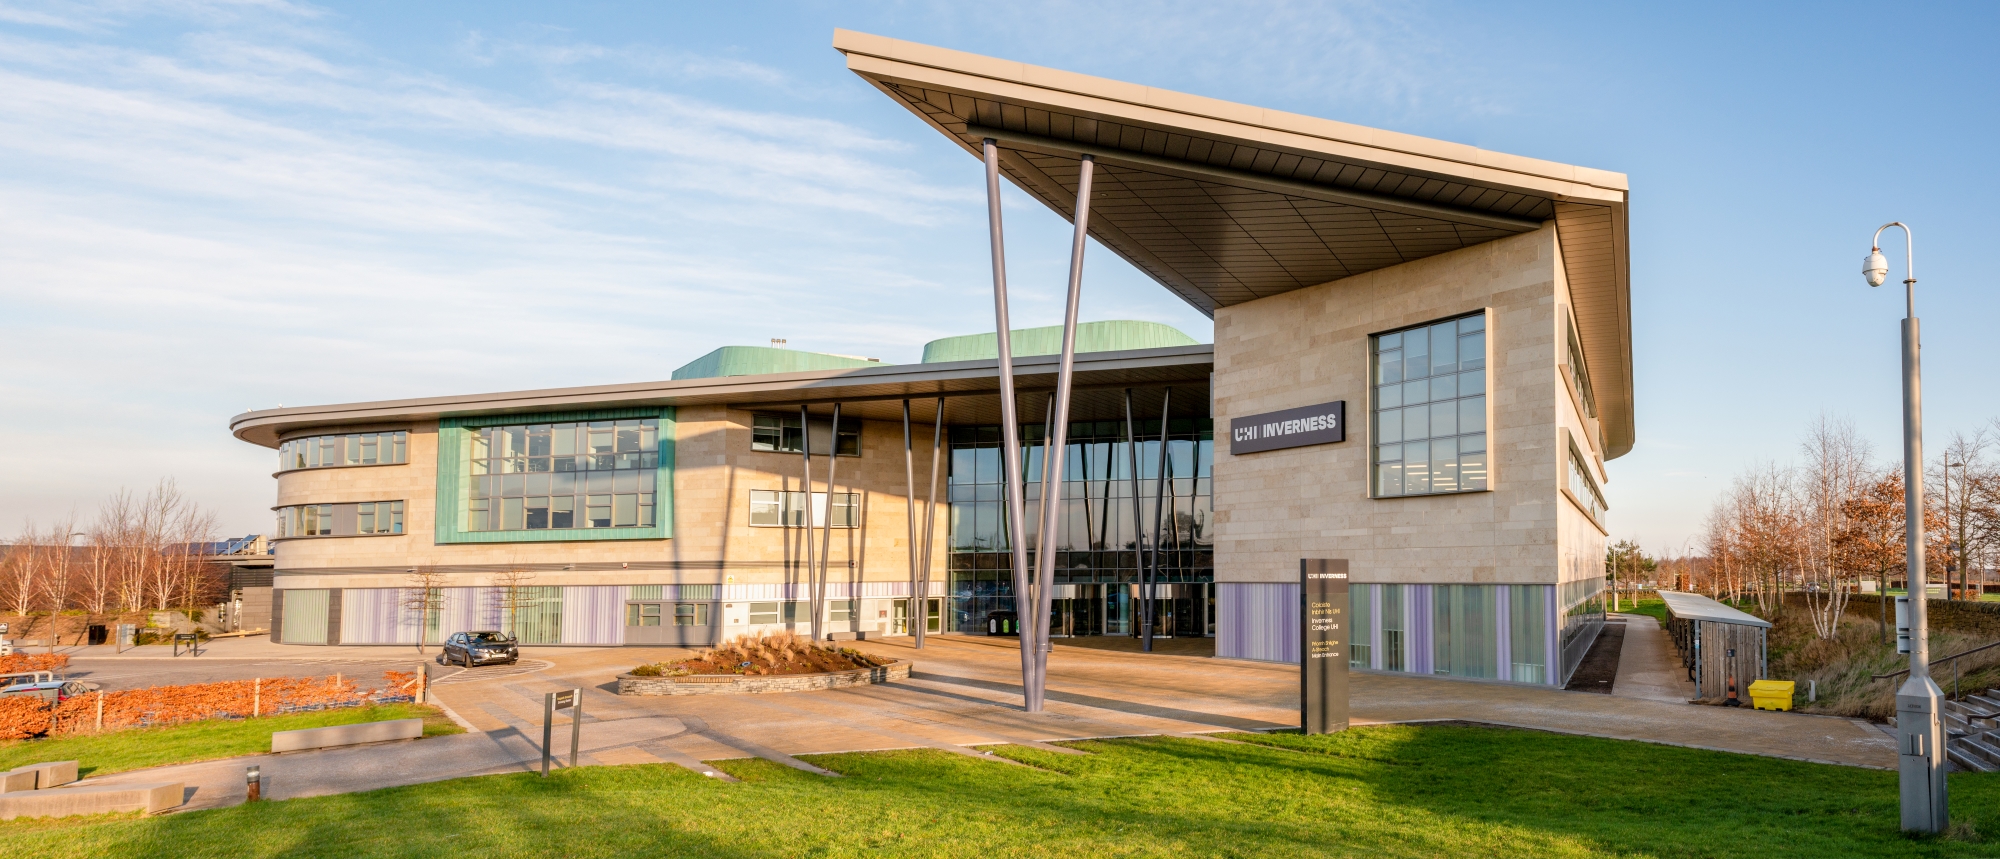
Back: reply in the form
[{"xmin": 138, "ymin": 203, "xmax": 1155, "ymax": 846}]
[
  {"xmin": 1150, "ymin": 387, "xmax": 1173, "ymax": 650},
  {"xmin": 917, "ymin": 397, "xmax": 945, "ymax": 649},
  {"xmin": 1125, "ymin": 389, "xmax": 1150, "ymax": 652},
  {"xmin": 1030, "ymin": 153, "xmax": 1096, "ymax": 706},
  {"xmin": 981, "ymin": 138, "xmax": 1037, "ymax": 706},
  {"xmin": 1037, "ymin": 393, "xmax": 1056, "ymax": 636},
  {"xmin": 816, "ymin": 403, "xmax": 842, "ymax": 641},
  {"xmin": 799, "ymin": 405, "xmax": 818, "ymax": 642},
  {"xmin": 903, "ymin": 399, "xmax": 919, "ymax": 641}
]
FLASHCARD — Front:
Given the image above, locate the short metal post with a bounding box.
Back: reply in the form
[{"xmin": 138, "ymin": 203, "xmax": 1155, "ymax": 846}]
[
  {"xmin": 541, "ymin": 692, "xmax": 554, "ymax": 777},
  {"xmin": 245, "ymin": 765, "xmax": 262, "ymax": 802},
  {"xmin": 569, "ymin": 688, "xmax": 582, "ymax": 769}
]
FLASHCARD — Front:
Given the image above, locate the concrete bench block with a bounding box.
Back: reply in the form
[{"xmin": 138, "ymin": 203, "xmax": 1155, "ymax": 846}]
[
  {"xmin": 272, "ymin": 718, "xmax": 423, "ymax": 753},
  {"xmin": 0, "ymin": 782, "xmax": 183, "ymax": 819},
  {"xmin": 10, "ymin": 761, "xmax": 78, "ymax": 789},
  {"xmin": 0, "ymin": 770, "xmax": 36, "ymax": 794}
]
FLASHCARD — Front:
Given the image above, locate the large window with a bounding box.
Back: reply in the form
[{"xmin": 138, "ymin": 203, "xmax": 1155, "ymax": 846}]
[
  {"xmin": 752, "ymin": 414, "xmax": 860, "ymax": 456},
  {"xmin": 466, "ymin": 419, "xmax": 658, "ymax": 532},
  {"xmin": 1565, "ymin": 319, "xmax": 1598, "ymax": 420},
  {"xmin": 747, "ymin": 490, "xmax": 858, "ymax": 527},
  {"xmin": 275, "ymin": 501, "xmax": 404, "ymax": 539},
  {"xmin": 1372, "ymin": 314, "xmax": 1488, "ymax": 497},
  {"xmin": 1567, "ymin": 444, "xmax": 1608, "ymax": 522},
  {"xmin": 279, "ymin": 431, "xmax": 407, "ymax": 471}
]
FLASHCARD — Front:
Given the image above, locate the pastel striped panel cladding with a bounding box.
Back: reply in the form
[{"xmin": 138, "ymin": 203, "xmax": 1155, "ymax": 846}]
[
  {"xmin": 1216, "ymin": 582, "xmax": 1299, "ymax": 663},
  {"xmin": 560, "ymin": 586, "xmax": 624, "ymax": 644}
]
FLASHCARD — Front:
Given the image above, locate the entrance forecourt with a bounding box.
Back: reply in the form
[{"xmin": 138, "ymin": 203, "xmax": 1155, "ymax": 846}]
[{"xmin": 228, "ymin": 31, "xmax": 1632, "ymax": 690}]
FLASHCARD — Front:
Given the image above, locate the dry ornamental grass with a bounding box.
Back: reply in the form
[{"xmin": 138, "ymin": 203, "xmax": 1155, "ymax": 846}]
[{"xmin": 629, "ymin": 631, "xmax": 889, "ymax": 677}]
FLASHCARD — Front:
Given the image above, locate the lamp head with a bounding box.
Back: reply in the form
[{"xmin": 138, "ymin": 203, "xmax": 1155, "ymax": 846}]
[{"xmin": 1863, "ymin": 248, "xmax": 1888, "ymax": 287}]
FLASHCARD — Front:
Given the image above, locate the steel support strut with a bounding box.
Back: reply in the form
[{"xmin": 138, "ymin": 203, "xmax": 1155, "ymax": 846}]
[
  {"xmin": 800, "ymin": 405, "xmax": 818, "ymax": 642},
  {"xmin": 1150, "ymin": 388, "xmax": 1172, "ymax": 650},
  {"xmin": 982, "ymin": 138, "xmax": 1038, "ymax": 707},
  {"xmin": 817, "ymin": 404, "xmax": 841, "ymax": 640},
  {"xmin": 1125, "ymin": 389, "xmax": 1150, "ymax": 652},
  {"xmin": 903, "ymin": 399, "xmax": 919, "ymax": 641},
  {"xmin": 1030, "ymin": 153, "xmax": 1096, "ymax": 707},
  {"xmin": 917, "ymin": 398, "xmax": 944, "ymax": 649}
]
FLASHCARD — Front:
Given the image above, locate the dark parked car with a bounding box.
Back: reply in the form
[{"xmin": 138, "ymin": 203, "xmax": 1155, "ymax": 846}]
[{"xmin": 440, "ymin": 631, "xmax": 518, "ymax": 667}]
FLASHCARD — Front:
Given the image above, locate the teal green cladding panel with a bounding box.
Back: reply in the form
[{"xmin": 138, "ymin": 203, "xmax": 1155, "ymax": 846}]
[
  {"xmin": 920, "ymin": 320, "xmax": 1198, "ymax": 364},
  {"xmin": 671, "ymin": 346, "xmax": 885, "ymax": 381},
  {"xmin": 434, "ymin": 407, "xmax": 675, "ymax": 544}
]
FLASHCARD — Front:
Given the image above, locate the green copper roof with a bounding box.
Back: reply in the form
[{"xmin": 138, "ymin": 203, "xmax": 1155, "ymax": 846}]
[
  {"xmin": 921, "ymin": 320, "xmax": 1199, "ymax": 364},
  {"xmin": 671, "ymin": 346, "xmax": 885, "ymax": 381}
]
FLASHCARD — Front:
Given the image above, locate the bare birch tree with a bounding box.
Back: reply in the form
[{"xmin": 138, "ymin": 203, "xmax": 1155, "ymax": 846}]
[{"xmin": 403, "ymin": 564, "xmax": 448, "ymax": 656}]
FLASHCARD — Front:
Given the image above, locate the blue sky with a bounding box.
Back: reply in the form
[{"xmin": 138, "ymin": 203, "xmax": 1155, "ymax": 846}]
[{"xmin": 3, "ymin": 1, "xmax": 1997, "ymax": 552}]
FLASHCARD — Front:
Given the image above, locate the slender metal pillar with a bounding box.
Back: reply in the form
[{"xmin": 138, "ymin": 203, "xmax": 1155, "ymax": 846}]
[
  {"xmin": 917, "ymin": 397, "xmax": 945, "ymax": 649},
  {"xmin": 1125, "ymin": 389, "xmax": 1150, "ymax": 652},
  {"xmin": 1030, "ymin": 153, "xmax": 1096, "ymax": 707},
  {"xmin": 817, "ymin": 403, "xmax": 842, "ymax": 641},
  {"xmin": 903, "ymin": 399, "xmax": 920, "ymax": 641},
  {"xmin": 982, "ymin": 138, "xmax": 1038, "ymax": 706},
  {"xmin": 1150, "ymin": 388, "xmax": 1172, "ymax": 650},
  {"xmin": 800, "ymin": 406, "xmax": 819, "ymax": 642}
]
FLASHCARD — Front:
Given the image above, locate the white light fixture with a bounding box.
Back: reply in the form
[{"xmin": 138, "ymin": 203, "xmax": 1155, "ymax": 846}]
[{"xmin": 1864, "ymin": 248, "xmax": 1889, "ymax": 287}]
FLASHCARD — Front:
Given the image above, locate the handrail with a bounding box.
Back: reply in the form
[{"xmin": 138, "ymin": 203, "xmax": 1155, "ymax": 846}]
[{"xmin": 1873, "ymin": 639, "xmax": 2000, "ymax": 683}]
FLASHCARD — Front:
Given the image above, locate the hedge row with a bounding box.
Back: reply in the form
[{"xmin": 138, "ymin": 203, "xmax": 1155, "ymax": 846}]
[{"xmin": 0, "ymin": 653, "xmax": 70, "ymax": 674}]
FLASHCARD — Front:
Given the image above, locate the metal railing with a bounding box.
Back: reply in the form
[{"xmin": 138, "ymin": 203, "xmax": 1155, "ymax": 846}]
[{"xmin": 1874, "ymin": 640, "xmax": 2000, "ymax": 700}]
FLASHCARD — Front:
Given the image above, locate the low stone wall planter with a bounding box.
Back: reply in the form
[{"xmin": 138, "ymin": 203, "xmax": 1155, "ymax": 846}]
[
  {"xmin": 617, "ymin": 660, "xmax": 910, "ymax": 696},
  {"xmin": 272, "ymin": 718, "xmax": 423, "ymax": 752}
]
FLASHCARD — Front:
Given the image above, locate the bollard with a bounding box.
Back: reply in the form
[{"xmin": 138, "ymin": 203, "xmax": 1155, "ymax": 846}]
[
  {"xmin": 1810, "ymin": 680, "xmax": 1818, "ymax": 703},
  {"xmin": 246, "ymin": 765, "xmax": 262, "ymax": 802},
  {"xmin": 253, "ymin": 678, "xmax": 261, "ymax": 717},
  {"xmin": 95, "ymin": 691, "xmax": 104, "ymax": 732}
]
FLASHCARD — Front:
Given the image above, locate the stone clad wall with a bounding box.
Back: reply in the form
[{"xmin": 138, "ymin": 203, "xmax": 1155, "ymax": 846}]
[{"xmin": 1209, "ymin": 226, "xmax": 1564, "ymax": 587}]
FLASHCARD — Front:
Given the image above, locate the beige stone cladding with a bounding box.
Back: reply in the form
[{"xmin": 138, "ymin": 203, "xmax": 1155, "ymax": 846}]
[
  {"xmin": 1211, "ymin": 225, "xmax": 1574, "ymax": 587},
  {"xmin": 271, "ymin": 405, "xmax": 950, "ymax": 600}
]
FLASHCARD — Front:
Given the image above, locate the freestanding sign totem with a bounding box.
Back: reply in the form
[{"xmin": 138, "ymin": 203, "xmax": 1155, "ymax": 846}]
[{"xmin": 1301, "ymin": 559, "xmax": 1350, "ymax": 734}]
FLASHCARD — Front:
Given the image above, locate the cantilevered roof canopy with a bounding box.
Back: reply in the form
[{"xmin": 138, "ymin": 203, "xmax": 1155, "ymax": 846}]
[
  {"xmin": 835, "ymin": 30, "xmax": 1634, "ymax": 458},
  {"xmin": 229, "ymin": 345, "xmax": 1213, "ymax": 449}
]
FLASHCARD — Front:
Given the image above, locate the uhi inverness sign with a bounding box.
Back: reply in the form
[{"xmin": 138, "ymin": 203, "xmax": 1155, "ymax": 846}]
[
  {"xmin": 1301, "ymin": 559, "xmax": 1350, "ymax": 735},
  {"xmin": 1229, "ymin": 401, "xmax": 1345, "ymax": 455}
]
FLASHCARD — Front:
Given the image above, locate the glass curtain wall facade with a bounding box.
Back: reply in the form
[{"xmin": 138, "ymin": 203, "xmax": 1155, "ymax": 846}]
[
  {"xmin": 946, "ymin": 419, "xmax": 1214, "ymax": 634},
  {"xmin": 1342, "ymin": 583, "xmax": 1563, "ymax": 685},
  {"xmin": 466, "ymin": 419, "xmax": 659, "ymax": 532},
  {"xmin": 1372, "ymin": 314, "xmax": 1487, "ymax": 496}
]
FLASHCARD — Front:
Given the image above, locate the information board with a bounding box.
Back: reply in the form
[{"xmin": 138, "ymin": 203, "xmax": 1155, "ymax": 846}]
[{"xmin": 1301, "ymin": 559, "xmax": 1350, "ymax": 735}]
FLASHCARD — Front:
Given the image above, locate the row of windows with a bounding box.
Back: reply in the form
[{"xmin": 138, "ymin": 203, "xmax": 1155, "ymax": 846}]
[
  {"xmin": 623, "ymin": 601, "xmax": 857, "ymax": 626},
  {"xmin": 275, "ymin": 501, "xmax": 404, "ymax": 538},
  {"xmin": 279, "ymin": 432, "xmax": 407, "ymax": 471},
  {"xmin": 469, "ymin": 493, "xmax": 654, "ymax": 531},
  {"xmin": 752, "ymin": 414, "xmax": 861, "ymax": 456},
  {"xmin": 1567, "ymin": 445, "xmax": 1607, "ymax": 522},
  {"xmin": 746, "ymin": 491, "xmax": 859, "ymax": 528},
  {"xmin": 1566, "ymin": 317, "xmax": 1599, "ymax": 420},
  {"xmin": 468, "ymin": 420, "xmax": 658, "ymax": 475}
]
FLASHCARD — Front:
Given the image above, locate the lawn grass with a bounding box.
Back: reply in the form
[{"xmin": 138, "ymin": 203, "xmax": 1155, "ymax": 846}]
[
  {"xmin": 0, "ymin": 704, "xmax": 459, "ymax": 778},
  {"xmin": 1613, "ymin": 598, "xmax": 1668, "ymax": 624},
  {"xmin": 0, "ymin": 723, "xmax": 1992, "ymax": 857}
]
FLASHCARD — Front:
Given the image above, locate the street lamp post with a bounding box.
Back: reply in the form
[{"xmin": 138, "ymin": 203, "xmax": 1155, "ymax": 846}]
[{"xmin": 1863, "ymin": 222, "xmax": 1949, "ymax": 832}]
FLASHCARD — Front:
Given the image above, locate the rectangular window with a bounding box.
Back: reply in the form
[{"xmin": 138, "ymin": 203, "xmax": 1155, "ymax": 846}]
[
  {"xmin": 827, "ymin": 600, "xmax": 855, "ymax": 623},
  {"xmin": 750, "ymin": 414, "xmax": 860, "ymax": 456},
  {"xmin": 1509, "ymin": 585, "xmax": 1549, "ymax": 684},
  {"xmin": 626, "ymin": 603, "xmax": 663, "ymax": 627},
  {"xmin": 747, "ymin": 490, "xmax": 859, "ymax": 528},
  {"xmin": 1567, "ymin": 444, "xmax": 1608, "ymax": 523},
  {"xmin": 674, "ymin": 603, "xmax": 710, "ymax": 626},
  {"xmin": 1373, "ymin": 314, "xmax": 1487, "ymax": 497},
  {"xmin": 1381, "ymin": 585, "xmax": 1405, "ymax": 672},
  {"xmin": 1349, "ymin": 584, "xmax": 1374, "ymax": 669},
  {"xmin": 467, "ymin": 419, "xmax": 659, "ymax": 532},
  {"xmin": 1433, "ymin": 585, "xmax": 1497, "ymax": 679},
  {"xmin": 278, "ymin": 431, "xmax": 408, "ymax": 472},
  {"xmin": 1565, "ymin": 318, "xmax": 1599, "ymax": 420},
  {"xmin": 275, "ymin": 501, "xmax": 404, "ymax": 538}
]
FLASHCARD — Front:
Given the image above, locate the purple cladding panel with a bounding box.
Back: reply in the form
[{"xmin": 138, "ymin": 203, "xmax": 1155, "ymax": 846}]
[
  {"xmin": 1216, "ymin": 582, "xmax": 1299, "ymax": 663},
  {"xmin": 560, "ymin": 586, "xmax": 623, "ymax": 645},
  {"xmin": 1410, "ymin": 585, "xmax": 1433, "ymax": 675},
  {"xmin": 341, "ymin": 588, "xmax": 417, "ymax": 645}
]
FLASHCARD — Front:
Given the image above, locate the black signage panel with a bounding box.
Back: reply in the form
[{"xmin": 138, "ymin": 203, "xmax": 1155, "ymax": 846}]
[
  {"xmin": 1301, "ymin": 559, "xmax": 1350, "ymax": 735},
  {"xmin": 1230, "ymin": 401, "xmax": 1345, "ymax": 455}
]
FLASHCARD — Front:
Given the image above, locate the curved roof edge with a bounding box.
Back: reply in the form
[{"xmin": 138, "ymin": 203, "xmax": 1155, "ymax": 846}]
[
  {"xmin": 672, "ymin": 346, "xmax": 885, "ymax": 381},
  {"xmin": 922, "ymin": 320, "xmax": 1198, "ymax": 363}
]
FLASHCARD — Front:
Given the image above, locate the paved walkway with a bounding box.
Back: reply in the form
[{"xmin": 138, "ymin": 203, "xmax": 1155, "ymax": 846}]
[
  {"xmin": 1611, "ymin": 614, "xmax": 1699, "ymax": 704},
  {"xmin": 71, "ymin": 632, "xmax": 1897, "ymax": 815}
]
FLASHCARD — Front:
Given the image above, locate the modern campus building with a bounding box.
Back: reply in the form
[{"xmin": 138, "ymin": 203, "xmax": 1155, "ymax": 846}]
[{"xmin": 228, "ymin": 31, "xmax": 1633, "ymax": 686}]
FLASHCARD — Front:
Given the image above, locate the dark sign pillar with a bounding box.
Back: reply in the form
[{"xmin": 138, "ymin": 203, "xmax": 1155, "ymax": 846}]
[{"xmin": 1301, "ymin": 559, "xmax": 1350, "ymax": 735}]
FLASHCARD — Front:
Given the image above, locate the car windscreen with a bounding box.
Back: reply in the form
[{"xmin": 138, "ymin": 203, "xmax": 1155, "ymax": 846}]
[{"xmin": 470, "ymin": 632, "xmax": 514, "ymax": 643}]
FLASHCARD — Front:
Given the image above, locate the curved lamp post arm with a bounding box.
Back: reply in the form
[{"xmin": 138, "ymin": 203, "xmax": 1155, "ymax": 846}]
[{"xmin": 1871, "ymin": 221, "xmax": 1916, "ymax": 316}]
